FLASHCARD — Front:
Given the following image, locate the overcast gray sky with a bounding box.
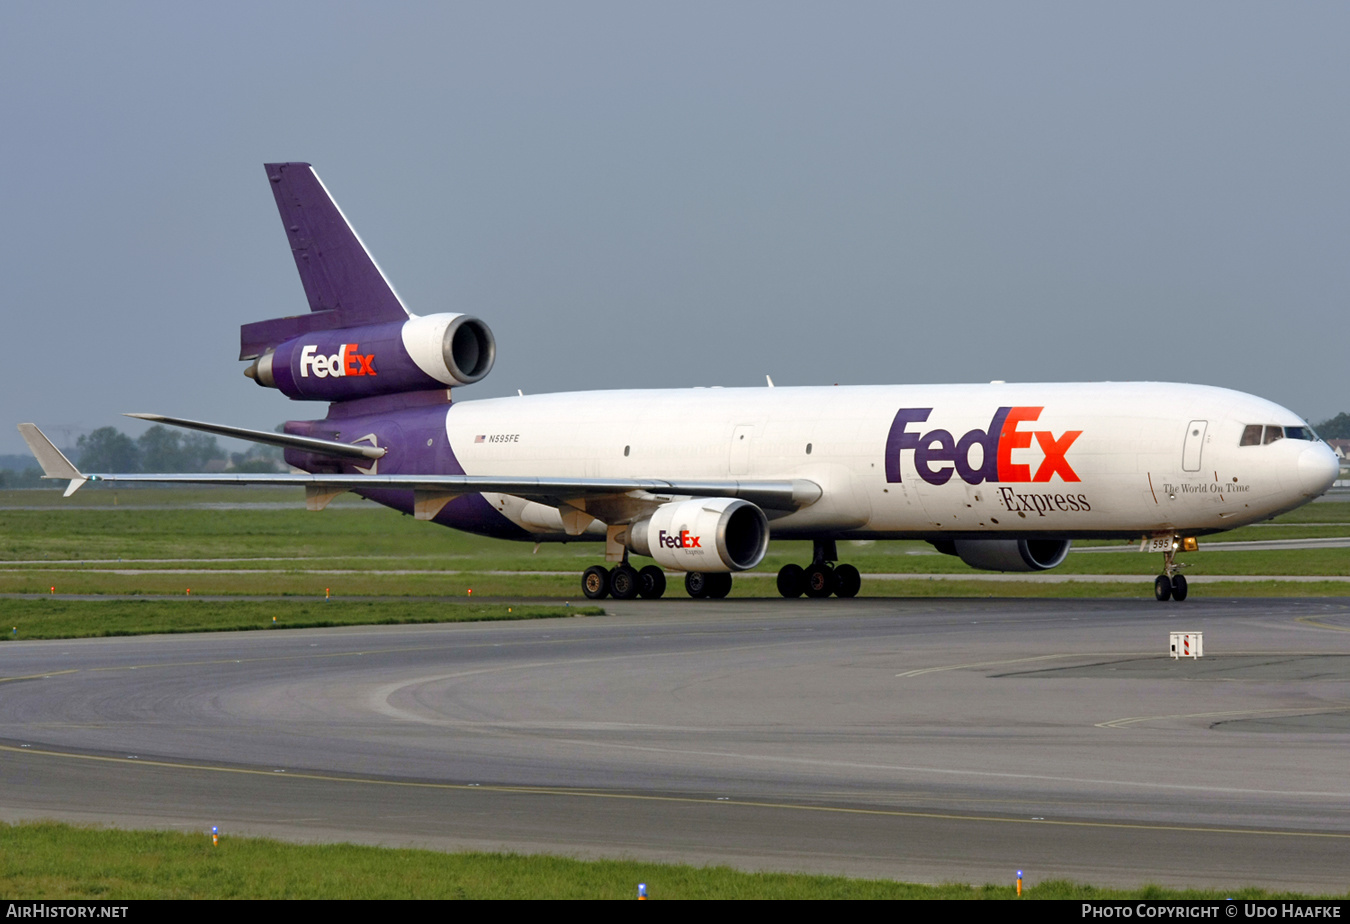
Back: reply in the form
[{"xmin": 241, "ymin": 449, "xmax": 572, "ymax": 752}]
[{"xmin": 2, "ymin": 2, "xmax": 1346, "ymax": 454}]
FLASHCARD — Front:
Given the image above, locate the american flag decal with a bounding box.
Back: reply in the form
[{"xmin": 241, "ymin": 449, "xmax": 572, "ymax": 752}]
[{"xmin": 474, "ymin": 434, "xmax": 485, "ymax": 443}]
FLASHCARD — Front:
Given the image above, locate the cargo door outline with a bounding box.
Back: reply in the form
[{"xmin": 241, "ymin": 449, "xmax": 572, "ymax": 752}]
[{"xmin": 1182, "ymin": 420, "xmax": 1207, "ymax": 472}]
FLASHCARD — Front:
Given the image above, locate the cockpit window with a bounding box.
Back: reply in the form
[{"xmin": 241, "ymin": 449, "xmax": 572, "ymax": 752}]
[{"xmin": 1240, "ymin": 423, "xmax": 1320, "ymax": 446}]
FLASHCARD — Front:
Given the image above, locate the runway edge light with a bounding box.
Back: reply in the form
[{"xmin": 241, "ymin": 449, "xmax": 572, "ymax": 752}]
[{"xmin": 638, "ymin": 883, "xmax": 647, "ymax": 900}]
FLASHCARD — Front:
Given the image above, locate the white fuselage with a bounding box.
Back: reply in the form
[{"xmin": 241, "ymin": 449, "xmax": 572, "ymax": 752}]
[{"xmin": 442, "ymin": 381, "xmax": 1339, "ymax": 542}]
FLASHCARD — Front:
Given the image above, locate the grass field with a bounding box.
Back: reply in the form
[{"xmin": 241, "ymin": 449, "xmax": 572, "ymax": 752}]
[
  {"xmin": 0, "ymin": 822, "xmax": 1333, "ymax": 900},
  {"xmin": 5, "ymin": 487, "xmax": 1348, "ymax": 563},
  {"xmin": 0, "ymin": 487, "xmax": 1346, "ymax": 604},
  {"xmin": 0, "ymin": 599, "xmax": 601, "ymax": 640}
]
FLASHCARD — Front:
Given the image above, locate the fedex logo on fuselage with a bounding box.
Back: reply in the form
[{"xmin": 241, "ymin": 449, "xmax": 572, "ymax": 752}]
[
  {"xmin": 299, "ymin": 344, "xmax": 377, "ymax": 378},
  {"xmin": 885, "ymin": 406, "xmax": 1081, "ymax": 486},
  {"xmin": 658, "ymin": 529, "xmax": 701, "ymax": 549}
]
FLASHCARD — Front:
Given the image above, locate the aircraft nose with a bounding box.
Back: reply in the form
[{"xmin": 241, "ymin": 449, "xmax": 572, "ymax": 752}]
[{"xmin": 1298, "ymin": 443, "xmax": 1341, "ymax": 496}]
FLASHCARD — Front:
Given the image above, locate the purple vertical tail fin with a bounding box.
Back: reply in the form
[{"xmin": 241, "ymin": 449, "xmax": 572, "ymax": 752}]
[{"xmin": 240, "ymin": 163, "xmax": 410, "ymax": 359}]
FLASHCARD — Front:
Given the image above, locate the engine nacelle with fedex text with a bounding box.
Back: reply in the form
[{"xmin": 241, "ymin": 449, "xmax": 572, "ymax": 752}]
[{"xmin": 20, "ymin": 163, "xmax": 1340, "ymax": 603}]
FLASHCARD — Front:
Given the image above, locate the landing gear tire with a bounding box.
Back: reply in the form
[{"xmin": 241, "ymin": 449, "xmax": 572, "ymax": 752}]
[
  {"xmin": 686, "ymin": 571, "xmax": 732, "ymax": 599},
  {"xmin": 804, "ymin": 563, "xmax": 835, "ymax": 598},
  {"xmin": 1154, "ymin": 574, "xmax": 1172, "ymax": 602},
  {"xmin": 637, "ymin": 565, "xmax": 667, "ymax": 600},
  {"xmin": 582, "ymin": 565, "xmax": 611, "ymax": 600},
  {"xmin": 777, "ymin": 564, "xmax": 805, "ymax": 598},
  {"xmin": 834, "ymin": 564, "xmax": 861, "ymax": 598},
  {"xmin": 1171, "ymin": 573, "xmax": 1188, "ymax": 602},
  {"xmin": 609, "ymin": 564, "xmax": 639, "ymax": 600},
  {"xmin": 705, "ymin": 572, "xmax": 733, "ymax": 599},
  {"xmin": 685, "ymin": 571, "xmax": 710, "ymax": 598}
]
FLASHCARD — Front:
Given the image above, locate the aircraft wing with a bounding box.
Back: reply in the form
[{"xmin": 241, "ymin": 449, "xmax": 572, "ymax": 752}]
[{"xmin": 18, "ymin": 423, "xmax": 821, "ymax": 518}]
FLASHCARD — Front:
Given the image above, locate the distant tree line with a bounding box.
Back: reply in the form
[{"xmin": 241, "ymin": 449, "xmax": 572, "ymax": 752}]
[
  {"xmin": 74, "ymin": 426, "xmax": 221, "ymax": 473},
  {"xmin": 73, "ymin": 425, "xmax": 284, "ymax": 473},
  {"xmin": 0, "ymin": 463, "xmax": 47, "ymax": 488},
  {"xmin": 1316, "ymin": 413, "xmax": 1350, "ymax": 440}
]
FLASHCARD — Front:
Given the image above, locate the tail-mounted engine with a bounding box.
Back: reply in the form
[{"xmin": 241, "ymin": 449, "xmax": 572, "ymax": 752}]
[
  {"xmin": 626, "ymin": 498, "xmax": 770, "ymax": 573},
  {"xmin": 246, "ymin": 312, "xmax": 496, "ymax": 401}
]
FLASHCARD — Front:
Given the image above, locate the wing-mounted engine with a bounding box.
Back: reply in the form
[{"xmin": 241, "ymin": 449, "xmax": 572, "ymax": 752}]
[
  {"xmin": 938, "ymin": 538, "xmax": 1072, "ymax": 572},
  {"xmin": 626, "ymin": 498, "xmax": 770, "ymax": 573},
  {"xmin": 245, "ymin": 312, "xmax": 496, "ymax": 400}
]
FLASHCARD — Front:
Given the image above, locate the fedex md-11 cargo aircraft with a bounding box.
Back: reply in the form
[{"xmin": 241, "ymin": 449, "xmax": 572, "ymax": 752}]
[{"xmin": 20, "ymin": 163, "xmax": 1341, "ymax": 603}]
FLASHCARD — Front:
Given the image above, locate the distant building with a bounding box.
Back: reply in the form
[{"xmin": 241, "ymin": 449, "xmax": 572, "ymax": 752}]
[{"xmin": 1326, "ymin": 439, "xmax": 1350, "ymax": 460}]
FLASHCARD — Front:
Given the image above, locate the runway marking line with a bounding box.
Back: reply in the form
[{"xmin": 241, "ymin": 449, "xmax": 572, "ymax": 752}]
[
  {"xmin": 1296, "ymin": 616, "xmax": 1350, "ymax": 632},
  {"xmin": 0, "ymin": 670, "xmax": 78, "ymax": 684},
  {"xmin": 1, "ymin": 742, "xmax": 1347, "ymax": 842},
  {"xmin": 896, "ymin": 654, "xmax": 1078, "ymax": 677},
  {"xmin": 1097, "ymin": 705, "xmax": 1350, "ymax": 729},
  {"xmin": 900, "ymin": 648, "xmax": 1350, "ymax": 682}
]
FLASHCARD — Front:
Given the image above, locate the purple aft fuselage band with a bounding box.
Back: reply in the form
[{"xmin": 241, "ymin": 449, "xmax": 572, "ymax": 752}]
[{"xmin": 283, "ymin": 401, "xmax": 529, "ymax": 541}]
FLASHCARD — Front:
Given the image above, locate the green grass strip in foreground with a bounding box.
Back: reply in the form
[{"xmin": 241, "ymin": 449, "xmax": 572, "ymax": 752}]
[
  {"xmin": 0, "ymin": 599, "xmax": 602, "ymax": 640},
  {"xmin": 2, "ymin": 577, "xmax": 1349, "ymax": 646},
  {"xmin": 0, "ymin": 822, "xmax": 1334, "ymax": 899}
]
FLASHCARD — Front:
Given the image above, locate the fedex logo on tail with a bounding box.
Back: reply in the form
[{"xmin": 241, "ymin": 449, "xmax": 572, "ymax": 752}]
[
  {"xmin": 300, "ymin": 344, "xmax": 377, "ymax": 379},
  {"xmin": 885, "ymin": 407, "xmax": 1081, "ymax": 486}
]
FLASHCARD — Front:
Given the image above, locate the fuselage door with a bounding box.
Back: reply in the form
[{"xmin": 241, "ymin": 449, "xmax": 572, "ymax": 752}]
[{"xmin": 1182, "ymin": 420, "xmax": 1208, "ymax": 472}]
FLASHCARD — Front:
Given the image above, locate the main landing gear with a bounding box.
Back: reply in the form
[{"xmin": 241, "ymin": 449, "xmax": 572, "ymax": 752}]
[
  {"xmin": 776, "ymin": 540, "xmax": 861, "ymax": 599},
  {"xmin": 582, "ymin": 562, "xmax": 667, "ymax": 600},
  {"xmin": 1153, "ymin": 540, "xmax": 1190, "ymax": 603},
  {"xmin": 580, "ymin": 563, "xmax": 737, "ymax": 600}
]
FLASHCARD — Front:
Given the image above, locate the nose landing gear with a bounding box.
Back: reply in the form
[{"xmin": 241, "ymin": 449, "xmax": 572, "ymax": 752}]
[{"xmin": 1153, "ymin": 540, "xmax": 1190, "ymax": 602}]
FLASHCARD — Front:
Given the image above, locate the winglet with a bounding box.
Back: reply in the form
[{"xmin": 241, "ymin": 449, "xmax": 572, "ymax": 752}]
[{"xmin": 16, "ymin": 424, "xmax": 87, "ymax": 496}]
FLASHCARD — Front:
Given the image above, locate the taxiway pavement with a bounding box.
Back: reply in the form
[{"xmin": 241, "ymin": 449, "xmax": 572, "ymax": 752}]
[{"xmin": 1, "ymin": 597, "xmax": 1348, "ymax": 891}]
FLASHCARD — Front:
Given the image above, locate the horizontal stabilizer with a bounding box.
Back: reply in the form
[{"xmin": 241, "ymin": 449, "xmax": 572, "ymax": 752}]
[{"xmin": 125, "ymin": 413, "xmax": 386, "ymax": 461}]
